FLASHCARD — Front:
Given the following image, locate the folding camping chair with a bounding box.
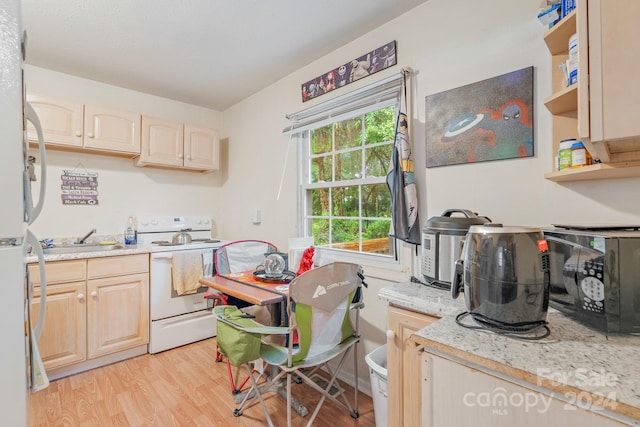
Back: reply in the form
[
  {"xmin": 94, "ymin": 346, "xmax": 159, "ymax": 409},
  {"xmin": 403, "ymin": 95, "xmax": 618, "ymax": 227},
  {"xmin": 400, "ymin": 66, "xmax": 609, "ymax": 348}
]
[
  {"xmin": 203, "ymin": 240, "xmax": 279, "ymax": 394},
  {"xmin": 214, "ymin": 261, "xmax": 366, "ymax": 427}
]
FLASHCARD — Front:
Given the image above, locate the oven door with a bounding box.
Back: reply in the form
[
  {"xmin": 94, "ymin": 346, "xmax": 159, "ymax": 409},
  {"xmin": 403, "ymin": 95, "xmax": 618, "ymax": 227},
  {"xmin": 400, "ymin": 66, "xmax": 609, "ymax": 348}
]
[{"xmin": 150, "ymin": 249, "xmax": 213, "ymax": 321}]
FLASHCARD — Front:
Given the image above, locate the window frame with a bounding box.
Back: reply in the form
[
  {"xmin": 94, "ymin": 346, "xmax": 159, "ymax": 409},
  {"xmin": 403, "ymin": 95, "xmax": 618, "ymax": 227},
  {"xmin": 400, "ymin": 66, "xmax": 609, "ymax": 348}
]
[{"xmin": 295, "ymin": 97, "xmax": 407, "ymax": 271}]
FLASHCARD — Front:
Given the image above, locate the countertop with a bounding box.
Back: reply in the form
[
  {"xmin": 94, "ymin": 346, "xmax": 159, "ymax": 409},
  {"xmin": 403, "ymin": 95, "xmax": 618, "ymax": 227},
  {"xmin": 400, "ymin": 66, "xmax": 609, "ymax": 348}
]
[
  {"xmin": 379, "ymin": 282, "xmax": 640, "ymax": 424},
  {"xmin": 25, "ymin": 245, "xmax": 151, "ymax": 263}
]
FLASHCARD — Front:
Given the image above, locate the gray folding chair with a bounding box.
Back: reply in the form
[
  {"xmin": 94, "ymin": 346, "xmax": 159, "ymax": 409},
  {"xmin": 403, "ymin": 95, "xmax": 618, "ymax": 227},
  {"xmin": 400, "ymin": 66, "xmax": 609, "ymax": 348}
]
[{"xmin": 214, "ymin": 261, "xmax": 365, "ymax": 427}]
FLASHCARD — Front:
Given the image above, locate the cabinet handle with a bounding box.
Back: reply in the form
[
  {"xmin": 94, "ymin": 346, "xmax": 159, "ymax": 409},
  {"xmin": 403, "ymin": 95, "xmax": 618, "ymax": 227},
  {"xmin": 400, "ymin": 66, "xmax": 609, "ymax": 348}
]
[
  {"xmin": 75, "ymin": 131, "xmax": 82, "ymax": 137},
  {"xmin": 178, "ymin": 154, "xmax": 184, "ymax": 159},
  {"xmin": 187, "ymin": 155, "xmax": 191, "ymax": 160},
  {"xmin": 91, "ymin": 291, "xmax": 98, "ymax": 297},
  {"xmin": 87, "ymin": 133, "xmax": 94, "ymax": 138},
  {"xmin": 386, "ymin": 330, "xmax": 395, "ymax": 340},
  {"xmin": 77, "ymin": 293, "xmax": 85, "ymax": 301}
]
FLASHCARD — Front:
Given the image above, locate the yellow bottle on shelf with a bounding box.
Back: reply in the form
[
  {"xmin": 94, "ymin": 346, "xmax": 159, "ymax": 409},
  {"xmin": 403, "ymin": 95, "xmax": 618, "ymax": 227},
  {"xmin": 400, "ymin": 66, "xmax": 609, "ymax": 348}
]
[{"xmin": 570, "ymin": 141, "xmax": 592, "ymax": 168}]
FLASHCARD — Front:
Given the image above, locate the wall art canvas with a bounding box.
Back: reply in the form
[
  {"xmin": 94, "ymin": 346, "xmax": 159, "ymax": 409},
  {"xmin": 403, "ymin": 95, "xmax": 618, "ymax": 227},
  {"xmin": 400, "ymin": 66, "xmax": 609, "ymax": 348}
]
[
  {"xmin": 425, "ymin": 66, "xmax": 534, "ymax": 168},
  {"xmin": 302, "ymin": 40, "xmax": 397, "ymax": 102}
]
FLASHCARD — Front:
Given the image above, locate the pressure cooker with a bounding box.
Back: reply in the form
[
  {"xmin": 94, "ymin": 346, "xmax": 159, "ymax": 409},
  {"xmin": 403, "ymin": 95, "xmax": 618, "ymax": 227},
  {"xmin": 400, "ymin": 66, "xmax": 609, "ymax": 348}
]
[{"xmin": 421, "ymin": 209, "xmax": 490, "ymax": 288}]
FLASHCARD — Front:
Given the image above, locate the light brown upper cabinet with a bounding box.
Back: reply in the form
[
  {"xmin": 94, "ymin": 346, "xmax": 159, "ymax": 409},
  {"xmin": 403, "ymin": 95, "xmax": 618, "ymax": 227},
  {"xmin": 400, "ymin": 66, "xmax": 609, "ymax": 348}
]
[
  {"xmin": 26, "ymin": 94, "xmax": 141, "ymax": 157},
  {"xmin": 137, "ymin": 116, "xmax": 220, "ymax": 172},
  {"xmin": 543, "ymin": 0, "xmax": 640, "ymax": 182}
]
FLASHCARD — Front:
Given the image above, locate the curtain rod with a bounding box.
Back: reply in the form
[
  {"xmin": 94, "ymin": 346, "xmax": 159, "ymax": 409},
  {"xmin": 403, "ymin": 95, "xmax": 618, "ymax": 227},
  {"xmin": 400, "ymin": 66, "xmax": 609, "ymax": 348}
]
[{"xmin": 286, "ymin": 67, "xmax": 412, "ymax": 123}]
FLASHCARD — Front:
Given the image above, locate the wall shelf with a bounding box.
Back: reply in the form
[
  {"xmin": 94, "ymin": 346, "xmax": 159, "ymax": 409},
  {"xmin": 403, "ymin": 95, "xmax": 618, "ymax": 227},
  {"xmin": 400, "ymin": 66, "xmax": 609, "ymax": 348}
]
[{"xmin": 545, "ymin": 161, "xmax": 640, "ymax": 182}]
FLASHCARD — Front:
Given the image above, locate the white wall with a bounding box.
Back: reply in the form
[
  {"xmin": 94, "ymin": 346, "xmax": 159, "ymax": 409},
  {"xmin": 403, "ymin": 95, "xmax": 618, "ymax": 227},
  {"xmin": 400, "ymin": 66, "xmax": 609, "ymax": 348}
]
[
  {"xmin": 221, "ymin": 0, "xmax": 640, "ymax": 392},
  {"xmin": 24, "ymin": 65, "xmax": 226, "ymax": 240}
]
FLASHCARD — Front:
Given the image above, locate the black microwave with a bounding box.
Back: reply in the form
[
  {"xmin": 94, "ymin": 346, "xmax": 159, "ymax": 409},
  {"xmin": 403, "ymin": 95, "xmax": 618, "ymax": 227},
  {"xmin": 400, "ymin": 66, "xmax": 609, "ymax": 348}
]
[{"xmin": 543, "ymin": 226, "xmax": 640, "ymax": 335}]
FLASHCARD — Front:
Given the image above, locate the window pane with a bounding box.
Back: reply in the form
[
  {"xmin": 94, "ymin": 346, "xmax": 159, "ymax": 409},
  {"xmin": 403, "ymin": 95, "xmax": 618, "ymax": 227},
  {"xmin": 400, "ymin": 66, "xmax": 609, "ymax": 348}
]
[
  {"xmin": 332, "ymin": 186, "xmax": 358, "ymax": 217},
  {"xmin": 362, "ymin": 220, "xmax": 394, "ymax": 255},
  {"xmin": 336, "ymin": 150, "xmax": 362, "ymax": 180},
  {"xmin": 312, "ymin": 218, "xmax": 329, "ymax": 245},
  {"xmin": 331, "ymin": 219, "xmax": 360, "ymax": 248},
  {"xmin": 311, "ymin": 154, "xmax": 332, "ymax": 183},
  {"xmin": 311, "ymin": 125, "xmax": 332, "ymax": 155},
  {"xmin": 365, "ymin": 144, "xmax": 393, "ymax": 177},
  {"xmin": 335, "ymin": 116, "xmax": 362, "ymax": 150},
  {"xmin": 365, "ymin": 106, "xmax": 396, "ymax": 145},
  {"xmin": 362, "ymin": 184, "xmax": 391, "ymax": 218},
  {"xmin": 311, "ymin": 188, "xmax": 330, "ymax": 216}
]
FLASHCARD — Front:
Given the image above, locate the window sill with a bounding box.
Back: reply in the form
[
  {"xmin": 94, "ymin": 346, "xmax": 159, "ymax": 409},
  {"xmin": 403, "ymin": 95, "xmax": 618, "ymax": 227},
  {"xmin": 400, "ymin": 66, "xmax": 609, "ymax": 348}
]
[{"xmin": 313, "ymin": 245, "xmax": 412, "ymax": 282}]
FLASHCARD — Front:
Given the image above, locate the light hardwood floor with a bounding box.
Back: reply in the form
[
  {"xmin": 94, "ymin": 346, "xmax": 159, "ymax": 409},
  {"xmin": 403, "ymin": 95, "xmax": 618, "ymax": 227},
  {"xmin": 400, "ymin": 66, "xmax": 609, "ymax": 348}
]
[{"xmin": 29, "ymin": 338, "xmax": 376, "ymax": 426}]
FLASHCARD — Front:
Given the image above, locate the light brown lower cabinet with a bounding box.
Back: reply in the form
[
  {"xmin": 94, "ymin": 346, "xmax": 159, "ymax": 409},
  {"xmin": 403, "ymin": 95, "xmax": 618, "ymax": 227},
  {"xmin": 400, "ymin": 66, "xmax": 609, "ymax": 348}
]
[
  {"xmin": 29, "ymin": 254, "xmax": 149, "ymax": 373},
  {"xmin": 421, "ymin": 353, "xmax": 627, "ymax": 427},
  {"xmin": 386, "ymin": 305, "xmax": 439, "ymax": 427}
]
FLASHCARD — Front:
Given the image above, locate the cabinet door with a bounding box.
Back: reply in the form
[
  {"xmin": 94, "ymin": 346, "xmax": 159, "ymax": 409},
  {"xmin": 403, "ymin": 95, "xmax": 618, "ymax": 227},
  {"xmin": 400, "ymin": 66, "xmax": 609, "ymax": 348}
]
[
  {"xmin": 26, "ymin": 95, "xmax": 83, "ymax": 147},
  {"xmin": 588, "ymin": 0, "xmax": 640, "ymax": 147},
  {"xmin": 139, "ymin": 116, "xmax": 184, "ymax": 167},
  {"xmin": 422, "ymin": 353, "xmax": 626, "ymax": 427},
  {"xmin": 84, "ymin": 105, "xmax": 141, "ymax": 155},
  {"xmin": 387, "ymin": 306, "xmax": 438, "ymax": 427},
  {"xmin": 32, "ymin": 283, "xmax": 86, "ymax": 371},
  {"xmin": 183, "ymin": 124, "xmax": 220, "ymax": 170},
  {"xmin": 87, "ymin": 273, "xmax": 149, "ymax": 359}
]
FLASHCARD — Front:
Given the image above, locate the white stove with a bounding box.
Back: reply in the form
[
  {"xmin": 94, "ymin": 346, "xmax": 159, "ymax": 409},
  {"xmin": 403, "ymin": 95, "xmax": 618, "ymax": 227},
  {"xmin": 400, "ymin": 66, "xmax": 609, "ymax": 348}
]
[{"xmin": 138, "ymin": 215, "xmax": 225, "ymax": 353}]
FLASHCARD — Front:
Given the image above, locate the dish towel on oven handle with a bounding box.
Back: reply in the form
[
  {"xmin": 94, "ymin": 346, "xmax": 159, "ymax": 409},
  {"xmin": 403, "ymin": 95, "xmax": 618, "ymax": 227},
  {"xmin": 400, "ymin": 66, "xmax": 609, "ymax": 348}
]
[{"xmin": 172, "ymin": 251, "xmax": 203, "ymax": 295}]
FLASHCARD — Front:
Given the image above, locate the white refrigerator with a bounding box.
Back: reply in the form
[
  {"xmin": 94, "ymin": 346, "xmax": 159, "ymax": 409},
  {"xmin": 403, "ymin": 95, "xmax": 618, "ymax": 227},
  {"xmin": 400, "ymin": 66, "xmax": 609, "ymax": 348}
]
[{"xmin": 1, "ymin": 1, "xmax": 50, "ymax": 425}]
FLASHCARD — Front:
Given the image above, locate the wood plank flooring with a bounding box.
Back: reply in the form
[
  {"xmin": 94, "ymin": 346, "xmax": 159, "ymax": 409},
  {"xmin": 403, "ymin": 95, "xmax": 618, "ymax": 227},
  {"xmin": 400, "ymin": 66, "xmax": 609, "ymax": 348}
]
[{"xmin": 29, "ymin": 338, "xmax": 376, "ymax": 426}]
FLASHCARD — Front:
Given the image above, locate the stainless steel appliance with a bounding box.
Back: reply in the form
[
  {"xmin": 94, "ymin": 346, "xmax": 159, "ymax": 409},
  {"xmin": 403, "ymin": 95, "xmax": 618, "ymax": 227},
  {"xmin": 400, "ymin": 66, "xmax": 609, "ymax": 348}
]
[
  {"xmin": 543, "ymin": 225, "xmax": 640, "ymax": 334},
  {"xmin": 136, "ymin": 215, "xmax": 224, "ymax": 353},
  {"xmin": 1, "ymin": 2, "xmax": 50, "ymax": 423},
  {"xmin": 452, "ymin": 225, "xmax": 550, "ymax": 333},
  {"xmin": 421, "ymin": 209, "xmax": 490, "ymax": 288}
]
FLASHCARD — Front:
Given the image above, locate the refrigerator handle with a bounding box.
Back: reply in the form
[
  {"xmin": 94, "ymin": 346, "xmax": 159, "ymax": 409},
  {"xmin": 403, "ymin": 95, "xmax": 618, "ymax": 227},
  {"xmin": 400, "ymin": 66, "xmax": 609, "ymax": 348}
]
[
  {"xmin": 24, "ymin": 102, "xmax": 47, "ymax": 225},
  {"xmin": 25, "ymin": 228, "xmax": 46, "ymax": 339}
]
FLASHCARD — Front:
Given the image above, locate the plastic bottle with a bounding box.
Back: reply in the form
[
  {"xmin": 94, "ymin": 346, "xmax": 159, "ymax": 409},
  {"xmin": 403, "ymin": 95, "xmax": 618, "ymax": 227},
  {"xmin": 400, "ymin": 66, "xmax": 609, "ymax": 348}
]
[
  {"xmin": 558, "ymin": 139, "xmax": 574, "ymax": 170},
  {"xmin": 571, "ymin": 141, "xmax": 592, "ymax": 168},
  {"xmin": 124, "ymin": 215, "xmax": 137, "ymax": 245}
]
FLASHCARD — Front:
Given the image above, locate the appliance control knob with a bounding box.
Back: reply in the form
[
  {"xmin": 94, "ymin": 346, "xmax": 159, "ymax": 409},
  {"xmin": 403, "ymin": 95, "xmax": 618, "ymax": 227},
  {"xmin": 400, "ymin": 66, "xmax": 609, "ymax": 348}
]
[
  {"xmin": 196, "ymin": 219, "xmax": 202, "ymax": 224},
  {"xmin": 141, "ymin": 219, "xmax": 149, "ymax": 226},
  {"xmin": 91, "ymin": 291, "xmax": 98, "ymax": 297},
  {"xmin": 386, "ymin": 330, "xmax": 395, "ymax": 340},
  {"xmin": 77, "ymin": 293, "xmax": 85, "ymax": 301}
]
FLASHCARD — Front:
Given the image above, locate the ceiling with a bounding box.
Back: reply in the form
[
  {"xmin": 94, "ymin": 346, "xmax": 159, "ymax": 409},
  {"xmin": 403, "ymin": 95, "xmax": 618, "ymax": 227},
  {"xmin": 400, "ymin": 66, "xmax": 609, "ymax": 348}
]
[{"xmin": 21, "ymin": 0, "xmax": 427, "ymax": 111}]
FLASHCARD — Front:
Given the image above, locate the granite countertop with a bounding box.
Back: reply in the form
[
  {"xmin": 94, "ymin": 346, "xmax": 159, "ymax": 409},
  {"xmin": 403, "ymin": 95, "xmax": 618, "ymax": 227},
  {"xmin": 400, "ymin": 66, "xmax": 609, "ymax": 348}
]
[
  {"xmin": 25, "ymin": 245, "xmax": 151, "ymax": 263},
  {"xmin": 379, "ymin": 282, "xmax": 640, "ymax": 424}
]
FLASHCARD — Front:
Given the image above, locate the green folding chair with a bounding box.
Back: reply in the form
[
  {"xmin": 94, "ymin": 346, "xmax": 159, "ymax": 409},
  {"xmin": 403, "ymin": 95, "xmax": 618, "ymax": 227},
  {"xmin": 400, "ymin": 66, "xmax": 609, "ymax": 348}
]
[{"xmin": 214, "ymin": 261, "xmax": 366, "ymax": 427}]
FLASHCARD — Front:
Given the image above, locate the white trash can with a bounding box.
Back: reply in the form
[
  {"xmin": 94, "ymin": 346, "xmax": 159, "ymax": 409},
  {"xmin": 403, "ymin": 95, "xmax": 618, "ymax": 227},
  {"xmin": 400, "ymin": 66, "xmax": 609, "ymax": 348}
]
[{"xmin": 365, "ymin": 344, "xmax": 388, "ymax": 427}]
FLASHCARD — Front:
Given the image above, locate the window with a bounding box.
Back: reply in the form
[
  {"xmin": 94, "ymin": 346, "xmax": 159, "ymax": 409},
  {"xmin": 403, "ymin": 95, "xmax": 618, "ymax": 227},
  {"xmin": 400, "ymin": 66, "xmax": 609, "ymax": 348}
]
[{"xmin": 298, "ymin": 100, "xmax": 398, "ymax": 257}]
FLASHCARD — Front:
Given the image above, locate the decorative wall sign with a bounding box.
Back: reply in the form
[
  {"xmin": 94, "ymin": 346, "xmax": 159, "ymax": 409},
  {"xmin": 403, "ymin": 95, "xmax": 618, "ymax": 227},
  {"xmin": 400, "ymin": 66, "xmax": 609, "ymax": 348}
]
[
  {"xmin": 301, "ymin": 40, "xmax": 397, "ymax": 102},
  {"xmin": 425, "ymin": 66, "xmax": 534, "ymax": 168},
  {"xmin": 61, "ymin": 168, "xmax": 99, "ymax": 205}
]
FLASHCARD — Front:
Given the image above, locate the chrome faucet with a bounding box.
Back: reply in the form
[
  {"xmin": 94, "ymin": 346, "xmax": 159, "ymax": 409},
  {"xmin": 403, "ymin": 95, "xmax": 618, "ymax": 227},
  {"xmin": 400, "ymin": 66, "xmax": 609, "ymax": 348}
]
[{"xmin": 77, "ymin": 228, "xmax": 97, "ymax": 244}]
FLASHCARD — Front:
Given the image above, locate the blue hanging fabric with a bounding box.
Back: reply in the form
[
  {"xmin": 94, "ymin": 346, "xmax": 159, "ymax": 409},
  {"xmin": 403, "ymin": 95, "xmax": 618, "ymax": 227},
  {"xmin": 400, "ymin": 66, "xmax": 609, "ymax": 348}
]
[{"xmin": 386, "ymin": 72, "xmax": 420, "ymax": 246}]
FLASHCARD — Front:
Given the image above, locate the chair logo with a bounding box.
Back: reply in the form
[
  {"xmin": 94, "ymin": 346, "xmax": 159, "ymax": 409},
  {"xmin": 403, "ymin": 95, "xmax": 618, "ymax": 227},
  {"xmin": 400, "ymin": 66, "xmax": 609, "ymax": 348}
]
[{"xmin": 312, "ymin": 285, "xmax": 327, "ymax": 298}]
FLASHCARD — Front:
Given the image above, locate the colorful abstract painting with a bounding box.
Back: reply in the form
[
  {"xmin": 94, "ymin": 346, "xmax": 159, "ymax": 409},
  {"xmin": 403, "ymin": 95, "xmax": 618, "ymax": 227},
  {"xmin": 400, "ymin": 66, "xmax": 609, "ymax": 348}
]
[
  {"xmin": 301, "ymin": 41, "xmax": 397, "ymax": 102},
  {"xmin": 425, "ymin": 66, "xmax": 534, "ymax": 168}
]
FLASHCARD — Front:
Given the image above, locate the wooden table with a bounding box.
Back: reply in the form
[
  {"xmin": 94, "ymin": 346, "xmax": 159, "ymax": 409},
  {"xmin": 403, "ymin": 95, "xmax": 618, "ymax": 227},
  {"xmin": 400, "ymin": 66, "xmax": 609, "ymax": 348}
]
[
  {"xmin": 199, "ymin": 271, "xmax": 287, "ymax": 305},
  {"xmin": 199, "ymin": 271, "xmax": 289, "ymax": 326}
]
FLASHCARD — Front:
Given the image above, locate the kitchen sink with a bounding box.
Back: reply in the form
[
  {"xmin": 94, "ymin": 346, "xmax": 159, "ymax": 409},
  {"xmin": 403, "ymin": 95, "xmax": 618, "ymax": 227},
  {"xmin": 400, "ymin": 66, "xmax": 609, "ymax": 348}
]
[{"xmin": 43, "ymin": 243, "xmax": 125, "ymax": 254}]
